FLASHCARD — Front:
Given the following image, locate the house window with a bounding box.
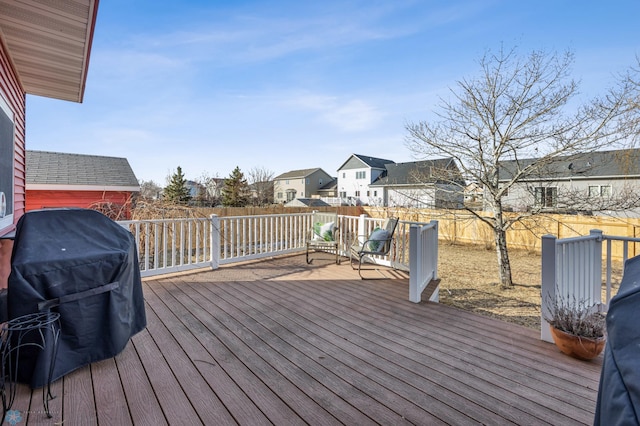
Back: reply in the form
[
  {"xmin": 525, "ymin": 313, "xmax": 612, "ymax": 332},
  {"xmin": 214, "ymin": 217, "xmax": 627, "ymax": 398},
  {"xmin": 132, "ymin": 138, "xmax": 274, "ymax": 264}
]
[
  {"xmin": 355, "ymin": 191, "xmax": 360, "ymax": 196},
  {"xmin": 356, "ymin": 171, "xmax": 366, "ymax": 179},
  {"xmin": 534, "ymin": 187, "xmax": 557, "ymax": 208},
  {"xmin": 339, "ymin": 191, "xmax": 346, "ymax": 197},
  {"xmin": 319, "ymin": 179, "xmax": 323, "ymax": 185},
  {"xmin": 300, "ymin": 192, "xmax": 304, "ymax": 197},
  {"xmin": 277, "ymin": 192, "xmax": 283, "ymax": 199},
  {"xmin": 342, "ymin": 172, "xmax": 345, "ymax": 178},
  {"xmin": 305, "ymin": 178, "xmax": 309, "ymax": 184},
  {"xmin": 373, "ymin": 190, "xmax": 377, "ymax": 197},
  {"xmin": 285, "ymin": 180, "xmax": 289, "ymax": 184},
  {"xmin": 589, "ymin": 185, "xmax": 612, "ymax": 198},
  {"xmin": 366, "ymin": 191, "xmax": 370, "ymax": 196},
  {"xmin": 0, "ymin": 95, "xmax": 15, "ymax": 231}
]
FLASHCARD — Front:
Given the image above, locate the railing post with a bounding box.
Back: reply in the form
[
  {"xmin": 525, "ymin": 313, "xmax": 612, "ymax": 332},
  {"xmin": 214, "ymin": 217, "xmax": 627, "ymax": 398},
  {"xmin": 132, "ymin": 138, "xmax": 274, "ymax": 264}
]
[
  {"xmin": 590, "ymin": 229, "xmax": 603, "ymax": 308},
  {"xmin": 210, "ymin": 214, "xmax": 220, "ymax": 270},
  {"xmin": 358, "ymin": 214, "xmax": 368, "ymax": 244},
  {"xmin": 541, "ymin": 234, "xmax": 557, "ymax": 342},
  {"xmin": 409, "ymin": 224, "xmax": 420, "ymax": 302},
  {"xmin": 431, "ymin": 220, "xmax": 439, "ymax": 282}
]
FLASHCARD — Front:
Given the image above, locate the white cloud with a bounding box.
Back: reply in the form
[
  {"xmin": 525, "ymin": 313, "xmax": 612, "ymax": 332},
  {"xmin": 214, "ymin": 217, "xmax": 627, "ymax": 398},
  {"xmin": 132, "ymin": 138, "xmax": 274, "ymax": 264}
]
[{"xmin": 285, "ymin": 93, "xmax": 384, "ymax": 132}]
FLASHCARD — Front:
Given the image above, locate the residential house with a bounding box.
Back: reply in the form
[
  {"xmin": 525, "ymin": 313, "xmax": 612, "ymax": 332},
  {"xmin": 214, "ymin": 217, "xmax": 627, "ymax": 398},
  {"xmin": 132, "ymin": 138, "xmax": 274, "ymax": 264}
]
[
  {"xmin": 498, "ymin": 149, "xmax": 640, "ymax": 214},
  {"xmin": 26, "ymin": 151, "xmax": 140, "ymax": 219},
  {"xmin": 273, "ymin": 168, "xmax": 333, "ymax": 204},
  {"xmin": 369, "ymin": 158, "xmax": 465, "ymax": 209},
  {"xmin": 336, "ymin": 154, "xmax": 395, "ymax": 205},
  {"xmin": 0, "ymin": 1, "xmax": 99, "ymax": 285}
]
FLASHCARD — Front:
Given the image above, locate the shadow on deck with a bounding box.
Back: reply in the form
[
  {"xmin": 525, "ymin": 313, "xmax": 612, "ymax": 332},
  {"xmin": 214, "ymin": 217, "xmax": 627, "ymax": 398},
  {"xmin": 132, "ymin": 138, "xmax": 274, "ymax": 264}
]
[{"xmin": 11, "ymin": 254, "xmax": 601, "ymax": 425}]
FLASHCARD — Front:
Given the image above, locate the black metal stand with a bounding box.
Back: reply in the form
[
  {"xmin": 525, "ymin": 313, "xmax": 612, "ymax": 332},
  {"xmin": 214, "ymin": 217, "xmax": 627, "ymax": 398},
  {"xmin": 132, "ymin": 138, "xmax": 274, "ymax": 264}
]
[{"xmin": 1, "ymin": 312, "xmax": 60, "ymax": 420}]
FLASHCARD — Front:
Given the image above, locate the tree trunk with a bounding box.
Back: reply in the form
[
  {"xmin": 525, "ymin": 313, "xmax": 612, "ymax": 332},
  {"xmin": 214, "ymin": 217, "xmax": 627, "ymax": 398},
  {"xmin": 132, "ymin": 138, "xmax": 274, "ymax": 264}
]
[
  {"xmin": 493, "ymin": 208, "xmax": 513, "ymax": 288},
  {"xmin": 495, "ymin": 228, "xmax": 513, "ymax": 287}
]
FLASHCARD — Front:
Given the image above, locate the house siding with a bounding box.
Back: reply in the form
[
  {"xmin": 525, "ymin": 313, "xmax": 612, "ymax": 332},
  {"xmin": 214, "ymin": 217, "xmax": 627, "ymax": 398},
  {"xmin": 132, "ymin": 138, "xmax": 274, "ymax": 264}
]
[
  {"xmin": 0, "ymin": 36, "xmax": 26, "ymax": 236},
  {"xmin": 503, "ymin": 177, "xmax": 640, "ymax": 213}
]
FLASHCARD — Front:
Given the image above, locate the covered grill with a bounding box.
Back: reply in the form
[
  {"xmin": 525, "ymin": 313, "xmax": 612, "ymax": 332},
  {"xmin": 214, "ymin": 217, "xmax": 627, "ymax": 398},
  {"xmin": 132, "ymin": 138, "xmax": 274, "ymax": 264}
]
[
  {"xmin": 7, "ymin": 208, "xmax": 146, "ymax": 388},
  {"xmin": 594, "ymin": 254, "xmax": 640, "ymax": 424}
]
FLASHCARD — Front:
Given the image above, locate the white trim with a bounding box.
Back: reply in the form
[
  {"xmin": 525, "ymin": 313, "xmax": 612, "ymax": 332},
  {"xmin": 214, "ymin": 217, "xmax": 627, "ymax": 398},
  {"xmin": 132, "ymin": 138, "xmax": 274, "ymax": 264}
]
[{"xmin": 26, "ymin": 184, "xmax": 140, "ymax": 192}]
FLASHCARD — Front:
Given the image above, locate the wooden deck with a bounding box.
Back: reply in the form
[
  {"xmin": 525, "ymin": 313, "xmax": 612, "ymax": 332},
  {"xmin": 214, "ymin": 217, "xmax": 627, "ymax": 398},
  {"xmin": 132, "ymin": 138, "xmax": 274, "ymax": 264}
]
[{"xmin": 10, "ymin": 254, "xmax": 602, "ymax": 425}]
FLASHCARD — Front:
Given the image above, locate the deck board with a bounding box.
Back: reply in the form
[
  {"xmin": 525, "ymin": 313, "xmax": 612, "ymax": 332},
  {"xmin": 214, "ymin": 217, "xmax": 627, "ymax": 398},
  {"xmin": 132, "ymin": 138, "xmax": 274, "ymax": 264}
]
[{"xmin": 14, "ymin": 254, "xmax": 603, "ymax": 425}]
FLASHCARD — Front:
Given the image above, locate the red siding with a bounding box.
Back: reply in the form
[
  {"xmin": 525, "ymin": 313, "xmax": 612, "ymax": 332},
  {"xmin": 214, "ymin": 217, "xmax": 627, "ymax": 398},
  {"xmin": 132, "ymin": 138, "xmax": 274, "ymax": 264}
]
[
  {"xmin": 26, "ymin": 190, "xmax": 134, "ymax": 219},
  {"xmin": 0, "ymin": 35, "xmax": 27, "ymax": 236}
]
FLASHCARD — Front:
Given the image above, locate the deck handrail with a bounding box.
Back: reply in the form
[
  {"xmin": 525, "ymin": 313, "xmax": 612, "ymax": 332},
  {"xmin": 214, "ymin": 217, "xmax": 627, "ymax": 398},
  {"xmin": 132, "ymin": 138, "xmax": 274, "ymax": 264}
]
[
  {"xmin": 119, "ymin": 212, "xmax": 440, "ymax": 302},
  {"xmin": 540, "ymin": 229, "xmax": 640, "ymax": 342}
]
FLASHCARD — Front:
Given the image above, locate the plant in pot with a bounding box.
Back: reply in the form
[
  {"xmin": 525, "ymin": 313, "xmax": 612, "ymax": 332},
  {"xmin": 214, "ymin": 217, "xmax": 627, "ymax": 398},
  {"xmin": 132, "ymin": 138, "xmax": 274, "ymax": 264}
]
[{"xmin": 544, "ymin": 295, "xmax": 606, "ymax": 361}]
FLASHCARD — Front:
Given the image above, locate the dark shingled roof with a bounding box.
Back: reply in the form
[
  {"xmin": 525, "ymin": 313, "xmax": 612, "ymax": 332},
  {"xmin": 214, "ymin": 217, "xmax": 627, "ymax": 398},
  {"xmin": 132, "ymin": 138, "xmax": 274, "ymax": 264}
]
[
  {"xmin": 352, "ymin": 154, "xmax": 395, "ymax": 169},
  {"xmin": 370, "ymin": 158, "xmax": 463, "ymax": 186},
  {"xmin": 26, "ymin": 150, "xmax": 139, "ymax": 188},
  {"xmin": 498, "ymin": 149, "xmax": 640, "ymax": 181}
]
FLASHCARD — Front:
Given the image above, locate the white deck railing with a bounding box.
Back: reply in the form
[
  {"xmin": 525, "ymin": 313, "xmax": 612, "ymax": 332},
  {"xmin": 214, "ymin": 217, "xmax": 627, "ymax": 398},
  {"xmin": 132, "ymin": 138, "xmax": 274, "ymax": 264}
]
[
  {"xmin": 409, "ymin": 221, "xmax": 439, "ymax": 303},
  {"xmin": 540, "ymin": 229, "xmax": 640, "ymax": 342},
  {"xmin": 118, "ymin": 217, "xmax": 213, "ymax": 277},
  {"xmin": 119, "ymin": 212, "xmax": 439, "ymax": 302}
]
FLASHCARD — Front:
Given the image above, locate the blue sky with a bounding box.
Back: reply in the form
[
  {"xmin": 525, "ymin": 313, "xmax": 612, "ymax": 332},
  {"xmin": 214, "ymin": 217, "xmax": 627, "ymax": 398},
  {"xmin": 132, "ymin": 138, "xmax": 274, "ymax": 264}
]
[{"xmin": 25, "ymin": 1, "xmax": 640, "ymax": 185}]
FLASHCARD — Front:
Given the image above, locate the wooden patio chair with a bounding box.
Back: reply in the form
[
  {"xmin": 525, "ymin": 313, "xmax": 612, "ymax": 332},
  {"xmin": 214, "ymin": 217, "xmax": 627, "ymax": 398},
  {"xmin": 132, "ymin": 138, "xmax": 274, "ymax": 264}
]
[
  {"xmin": 305, "ymin": 211, "xmax": 340, "ymax": 264},
  {"xmin": 349, "ymin": 217, "xmax": 399, "ymax": 279}
]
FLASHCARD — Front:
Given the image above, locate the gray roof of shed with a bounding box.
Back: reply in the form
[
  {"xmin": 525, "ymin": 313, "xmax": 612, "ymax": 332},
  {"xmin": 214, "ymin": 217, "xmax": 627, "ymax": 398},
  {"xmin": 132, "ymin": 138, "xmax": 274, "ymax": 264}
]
[
  {"xmin": 26, "ymin": 150, "xmax": 139, "ymax": 188},
  {"xmin": 498, "ymin": 149, "xmax": 640, "ymax": 181}
]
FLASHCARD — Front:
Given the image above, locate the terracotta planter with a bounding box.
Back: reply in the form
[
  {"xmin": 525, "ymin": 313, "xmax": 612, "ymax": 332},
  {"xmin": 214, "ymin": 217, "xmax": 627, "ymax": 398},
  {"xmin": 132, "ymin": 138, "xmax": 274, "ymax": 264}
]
[{"xmin": 549, "ymin": 325, "xmax": 606, "ymax": 361}]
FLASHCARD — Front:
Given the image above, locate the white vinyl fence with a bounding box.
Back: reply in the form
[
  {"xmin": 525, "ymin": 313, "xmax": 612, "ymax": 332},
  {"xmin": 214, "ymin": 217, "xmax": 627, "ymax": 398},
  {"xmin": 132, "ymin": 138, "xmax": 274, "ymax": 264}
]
[{"xmin": 119, "ymin": 212, "xmax": 439, "ymax": 302}]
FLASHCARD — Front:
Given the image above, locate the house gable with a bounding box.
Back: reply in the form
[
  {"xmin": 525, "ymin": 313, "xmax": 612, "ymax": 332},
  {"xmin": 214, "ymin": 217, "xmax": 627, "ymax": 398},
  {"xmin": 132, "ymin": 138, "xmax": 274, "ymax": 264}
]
[{"xmin": 273, "ymin": 167, "xmax": 333, "ymax": 203}]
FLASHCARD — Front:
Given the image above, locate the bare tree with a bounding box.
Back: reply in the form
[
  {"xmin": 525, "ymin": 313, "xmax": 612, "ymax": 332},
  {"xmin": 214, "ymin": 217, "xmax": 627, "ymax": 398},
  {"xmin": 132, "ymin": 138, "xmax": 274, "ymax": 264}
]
[
  {"xmin": 406, "ymin": 46, "xmax": 639, "ymax": 288},
  {"xmin": 138, "ymin": 179, "xmax": 162, "ymax": 200},
  {"xmin": 247, "ymin": 166, "xmax": 275, "ymax": 206}
]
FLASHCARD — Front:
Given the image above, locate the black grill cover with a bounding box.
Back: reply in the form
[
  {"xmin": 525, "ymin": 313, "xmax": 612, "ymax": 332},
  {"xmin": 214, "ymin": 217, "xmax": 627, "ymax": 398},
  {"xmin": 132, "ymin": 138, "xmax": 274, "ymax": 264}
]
[
  {"xmin": 594, "ymin": 254, "xmax": 640, "ymax": 425},
  {"xmin": 8, "ymin": 209, "xmax": 146, "ymax": 388}
]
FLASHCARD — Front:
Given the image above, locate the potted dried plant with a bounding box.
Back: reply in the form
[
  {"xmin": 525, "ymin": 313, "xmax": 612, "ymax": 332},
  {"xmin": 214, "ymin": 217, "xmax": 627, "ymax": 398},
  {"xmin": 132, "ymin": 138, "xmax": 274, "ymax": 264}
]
[{"xmin": 544, "ymin": 295, "xmax": 606, "ymax": 361}]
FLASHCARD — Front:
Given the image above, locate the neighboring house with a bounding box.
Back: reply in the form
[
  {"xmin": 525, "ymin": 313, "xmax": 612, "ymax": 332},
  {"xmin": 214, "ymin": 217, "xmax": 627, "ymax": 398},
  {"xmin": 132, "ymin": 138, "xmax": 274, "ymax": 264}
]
[
  {"xmin": 337, "ymin": 154, "xmax": 395, "ymax": 205},
  {"xmin": 498, "ymin": 149, "xmax": 640, "ymax": 214},
  {"xmin": 185, "ymin": 180, "xmax": 206, "ymax": 200},
  {"xmin": 369, "ymin": 158, "xmax": 465, "ymax": 209},
  {"xmin": 273, "ymin": 168, "xmax": 333, "ymax": 204},
  {"xmin": 26, "ymin": 151, "xmax": 140, "ymax": 219},
  {"xmin": 316, "ymin": 178, "xmax": 339, "ymax": 205}
]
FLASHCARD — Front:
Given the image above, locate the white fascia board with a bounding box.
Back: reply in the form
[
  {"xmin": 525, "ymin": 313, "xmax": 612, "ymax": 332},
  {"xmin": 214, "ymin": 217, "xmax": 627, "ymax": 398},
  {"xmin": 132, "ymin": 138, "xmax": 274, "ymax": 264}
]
[{"xmin": 26, "ymin": 184, "xmax": 140, "ymax": 192}]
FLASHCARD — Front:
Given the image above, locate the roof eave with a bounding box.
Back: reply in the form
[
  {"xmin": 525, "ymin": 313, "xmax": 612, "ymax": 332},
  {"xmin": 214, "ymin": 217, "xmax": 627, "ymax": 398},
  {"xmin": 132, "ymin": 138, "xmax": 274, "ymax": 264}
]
[{"xmin": 0, "ymin": 0, "xmax": 99, "ymax": 103}]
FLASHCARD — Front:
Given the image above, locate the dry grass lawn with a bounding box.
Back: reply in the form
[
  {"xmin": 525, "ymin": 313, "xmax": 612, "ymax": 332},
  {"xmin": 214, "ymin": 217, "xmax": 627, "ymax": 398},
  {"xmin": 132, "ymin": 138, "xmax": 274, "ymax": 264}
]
[{"xmin": 437, "ymin": 243, "xmax": 624, "ymax": 330}]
